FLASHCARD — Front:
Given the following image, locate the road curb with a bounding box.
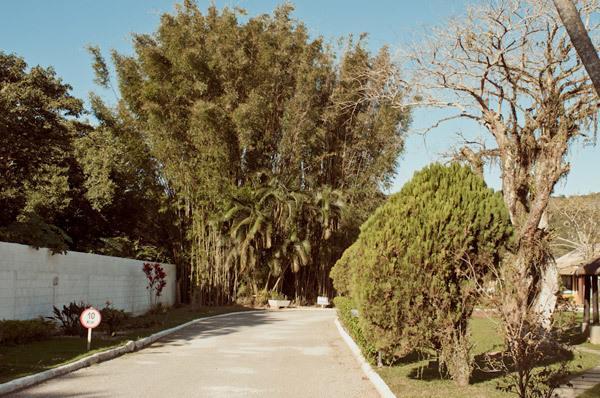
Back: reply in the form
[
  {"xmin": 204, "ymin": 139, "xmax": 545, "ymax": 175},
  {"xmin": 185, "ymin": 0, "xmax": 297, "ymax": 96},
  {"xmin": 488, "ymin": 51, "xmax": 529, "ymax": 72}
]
[
  {"xmin": 334, "ymin": 317, "xmax": 396, "ymax": 398},
  {"xmin": 0, "ymin": 309, "xmax": 262, "ymax": 396}
]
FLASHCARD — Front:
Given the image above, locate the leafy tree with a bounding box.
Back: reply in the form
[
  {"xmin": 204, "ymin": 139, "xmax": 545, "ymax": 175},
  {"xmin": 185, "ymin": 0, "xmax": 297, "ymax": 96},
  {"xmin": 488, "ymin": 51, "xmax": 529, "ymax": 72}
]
[
  {"xmin": 0, "ymin": 52, "xmax": 83, "ymax": 252},
  {"xmin": 0, "ymin": 49, "xmax": 183, "ymax": 285},
  {"xmin": 548, "ymin": 193, "xmax": 600, "ymax": 258},
  {"xmin": 75, "ymin": 87, "xmax": 188, "ymax": 298},
  {"xmin": 93, "ymin": 2, "xmax": 409, "ymax": 303},
  {"xmin": 222, "ymin": 175, "xmax": 345, "ymax": 300},
  {"xmin": 332, "ymin": 163, "xmax": 512, "ymax": 386}
]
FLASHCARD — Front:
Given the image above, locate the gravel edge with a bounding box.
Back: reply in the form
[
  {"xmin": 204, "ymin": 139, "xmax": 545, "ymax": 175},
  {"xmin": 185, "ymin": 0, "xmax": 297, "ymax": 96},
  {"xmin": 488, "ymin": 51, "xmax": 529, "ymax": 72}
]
[
  {"xmin": 0, "ymin": 310, "xmax": 262, "ymax": 396},
  {"xmin": 334, "ymin": 317, "xmax": 396, "ymax": 398}
]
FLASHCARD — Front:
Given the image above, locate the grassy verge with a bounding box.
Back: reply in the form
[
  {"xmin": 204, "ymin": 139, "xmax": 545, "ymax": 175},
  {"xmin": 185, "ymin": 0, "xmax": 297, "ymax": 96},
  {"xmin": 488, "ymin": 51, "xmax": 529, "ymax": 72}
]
[
  {"xmin": 335, "ymin": 302, "xmax": 600, "ymax": 398},
  {"xmin": 376, "ymin": 317, "xmax": 599, "ymax": 398},
  {"xmin": 0, "ymin": 304, "xmax": 252, "ymax": 383},
  {"xmin": 333, "ymin": 296, "xmax": 377, "ymax": 361}
]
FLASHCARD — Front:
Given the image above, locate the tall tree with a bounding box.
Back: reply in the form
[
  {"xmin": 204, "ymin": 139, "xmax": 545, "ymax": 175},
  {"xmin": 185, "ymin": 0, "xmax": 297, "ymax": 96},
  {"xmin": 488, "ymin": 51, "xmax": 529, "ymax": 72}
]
[
  {"xmin": 407, "ymin": 0, "xmax": 598, "ymax": 324},
  {"xmin": 397, "ymin": 0, "xmax": 597, "ymax": 394},
  {"xmin": 0, "ymin": 52, "xmax": 83, "ymax": 251},
  {"xmin": 97, "ymin": 1, "xmax": 408, "ymax": 303}
]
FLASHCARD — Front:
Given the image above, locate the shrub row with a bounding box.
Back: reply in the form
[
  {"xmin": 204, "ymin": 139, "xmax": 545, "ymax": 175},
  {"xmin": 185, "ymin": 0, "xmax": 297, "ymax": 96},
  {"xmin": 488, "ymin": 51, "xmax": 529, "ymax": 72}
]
[
  {"xmin": 0, "ymin": 319, "xmax": 55, "ymax": 345},
  {"xmin": 333, "ymin": 296, "xmax": 377, "ymax": 363}
]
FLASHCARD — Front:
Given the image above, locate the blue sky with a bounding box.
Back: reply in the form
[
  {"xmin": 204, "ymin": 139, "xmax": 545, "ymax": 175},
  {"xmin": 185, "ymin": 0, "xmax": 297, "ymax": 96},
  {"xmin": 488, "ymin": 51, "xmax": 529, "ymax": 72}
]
[{"xmin": 1, "ymin": 0, "xmax": 598, "ymax": 195}]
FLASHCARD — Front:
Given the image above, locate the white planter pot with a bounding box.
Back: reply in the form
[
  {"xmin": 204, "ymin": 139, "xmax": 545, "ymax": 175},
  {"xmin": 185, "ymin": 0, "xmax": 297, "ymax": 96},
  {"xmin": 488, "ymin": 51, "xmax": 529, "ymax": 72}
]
[{"xmin": 268, "ymin": 299, "xmax": 291, "ymax": 309}]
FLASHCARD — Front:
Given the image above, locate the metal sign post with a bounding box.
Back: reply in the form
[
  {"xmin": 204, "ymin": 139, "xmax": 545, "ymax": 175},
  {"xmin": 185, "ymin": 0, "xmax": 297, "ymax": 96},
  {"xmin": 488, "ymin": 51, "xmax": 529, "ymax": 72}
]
[{"xmin": 80, "ymin": 307, "xmax": 102, "ymax": 351}]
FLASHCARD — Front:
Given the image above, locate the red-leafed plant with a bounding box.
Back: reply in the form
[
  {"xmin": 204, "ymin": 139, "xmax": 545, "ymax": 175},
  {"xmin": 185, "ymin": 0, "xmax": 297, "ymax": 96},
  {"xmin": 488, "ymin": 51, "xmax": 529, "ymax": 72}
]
[{"xmin": 142, "ymin": 262, "xmax": 167, "ymax": 308}]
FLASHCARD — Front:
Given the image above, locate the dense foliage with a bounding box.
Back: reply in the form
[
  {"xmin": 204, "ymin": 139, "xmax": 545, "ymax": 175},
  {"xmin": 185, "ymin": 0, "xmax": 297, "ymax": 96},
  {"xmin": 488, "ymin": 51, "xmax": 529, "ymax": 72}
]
[
  {"xmin": 96, "ymin": 1, "xmax": 409, "ymax": 303},
  {"xmin": 333, "ymin": 296, "xmax": 377, "ymax": 362},
  {"xmin": 332, "ymin": 163, "xmax": 512, "ymax": 385},
  {"xmin": 0, "ymin": 319, "xmax": 55, "ymax": 345},
  {"xmin": 0, "ymin": 51, "xmax": 180, "ymax": 263},
  {"xmin": 0, "ymin": 52, "xmax": 83, "ymax": 252},
  {"xmin": 0, "ymin": 3, "xmax": 408, "ymax": 304}
]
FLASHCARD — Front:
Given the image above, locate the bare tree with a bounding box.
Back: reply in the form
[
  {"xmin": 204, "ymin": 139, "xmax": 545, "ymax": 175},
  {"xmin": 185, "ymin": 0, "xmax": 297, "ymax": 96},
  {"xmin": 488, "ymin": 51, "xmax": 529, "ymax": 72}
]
[
  {"xmin": 391, "ymin": 1, "xmax": 598, "ymax": 394},
  {"xmin": 407, "ymin": 0, "xmax": 598, "ymax": 317},
  {"xmin": 553, "ymin": 0, "xmax": 600, "ymax": 96},
  {"xmin": 549, "ymin": 195, "xmax": 600, "ymax": 258},
  {"xmin": 335, "ymin": 1, "xmax": 598, "ymax": 394}
]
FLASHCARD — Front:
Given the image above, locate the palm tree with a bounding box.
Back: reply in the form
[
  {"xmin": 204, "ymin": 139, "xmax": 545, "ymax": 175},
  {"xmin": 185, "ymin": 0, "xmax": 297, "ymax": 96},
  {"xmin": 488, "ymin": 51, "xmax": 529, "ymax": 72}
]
[
  {"xmin": 311, "ymin": 186, "xmax": 345, "ymax": 297},
  {"xmin": 222, "ymin": 177, "xmax": 313, "ymax": 298},
  {"xmin": 222, "ymin": 176, "xmax": 348, "ymax": 302},
  {"xmin": 313, "ymin": 186, "xmax": 345, "ymax": 240}
]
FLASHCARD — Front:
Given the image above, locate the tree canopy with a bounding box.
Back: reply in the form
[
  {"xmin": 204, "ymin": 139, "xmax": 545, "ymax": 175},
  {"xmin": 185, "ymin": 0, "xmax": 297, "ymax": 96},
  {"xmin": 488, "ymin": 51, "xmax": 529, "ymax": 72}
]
[
  {"xmin": 0, "ymin": 52, "xmax": 83, "ymax": 251},
  {"xmin": 88, "ymin": 1, "xmax": 410, "ymax": 303},
  {"xmin": 0, "ymin": 51, "xmax": 182, "ymax": 262},
  {"xmin": 0, "ymin": 1, "xmax": 415, "ymax": 303}
]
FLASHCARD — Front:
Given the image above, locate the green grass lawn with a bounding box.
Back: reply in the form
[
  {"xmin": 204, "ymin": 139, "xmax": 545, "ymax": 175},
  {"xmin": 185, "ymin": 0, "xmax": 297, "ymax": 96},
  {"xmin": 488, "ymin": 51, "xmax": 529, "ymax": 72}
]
[
  {"xmin": 376, "ymin": 316, "xmax": 600, "ymax": 398},
  {"xmin": 0, "ymin": 304, "xmax": 252, "ymax": 383}
]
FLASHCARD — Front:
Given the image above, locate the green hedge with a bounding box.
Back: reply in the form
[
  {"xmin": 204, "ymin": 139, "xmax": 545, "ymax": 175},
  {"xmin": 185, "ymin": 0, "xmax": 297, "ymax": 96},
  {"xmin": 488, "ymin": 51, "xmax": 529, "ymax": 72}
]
[
  {"xmin": 333, "ymin": 296, "xmax": 377, "ymax": 363},
  {"xmin": 0, "ymin": 319, "xmax": 55, "ymax": 345}
]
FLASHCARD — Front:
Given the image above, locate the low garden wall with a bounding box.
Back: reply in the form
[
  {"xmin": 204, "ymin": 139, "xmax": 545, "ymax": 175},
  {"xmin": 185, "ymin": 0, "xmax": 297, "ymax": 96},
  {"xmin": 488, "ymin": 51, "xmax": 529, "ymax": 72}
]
[{"xmin": 0, "ymin": 241, "xmax": 176, "ymax": 320}]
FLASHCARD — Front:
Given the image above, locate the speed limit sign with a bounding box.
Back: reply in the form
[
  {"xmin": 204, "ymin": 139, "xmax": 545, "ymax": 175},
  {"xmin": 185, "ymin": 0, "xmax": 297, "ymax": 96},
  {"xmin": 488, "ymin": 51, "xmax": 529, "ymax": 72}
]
[
  {"xmin": 80, "ymin": 307, "xmax": 102, "ymax": 350},
  {"xmin": 80, "ymin": 307, "xmax": 102, "ymax": 329}
]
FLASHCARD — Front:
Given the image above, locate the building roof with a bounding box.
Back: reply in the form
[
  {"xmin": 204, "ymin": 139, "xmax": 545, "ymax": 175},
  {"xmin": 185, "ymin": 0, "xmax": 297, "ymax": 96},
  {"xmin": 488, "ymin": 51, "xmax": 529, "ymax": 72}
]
[{"xmin": 557, "ymin": 249, "xmax": 600, "ymax": 276}]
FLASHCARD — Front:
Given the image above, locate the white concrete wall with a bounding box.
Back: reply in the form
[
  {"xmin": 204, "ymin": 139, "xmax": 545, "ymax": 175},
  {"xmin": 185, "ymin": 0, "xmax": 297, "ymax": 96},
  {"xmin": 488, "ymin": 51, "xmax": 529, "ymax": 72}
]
[{"xmin": 0, "ymin": 241, "xmax": 176, "ymax": 320}]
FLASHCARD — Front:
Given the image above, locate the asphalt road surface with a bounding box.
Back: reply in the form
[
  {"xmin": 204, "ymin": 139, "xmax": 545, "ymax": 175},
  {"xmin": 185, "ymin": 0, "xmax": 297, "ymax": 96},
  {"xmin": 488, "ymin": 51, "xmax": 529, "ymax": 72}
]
[{"xmin": 9, "ymin": 309, "xmax": 378, "ymax": 398}]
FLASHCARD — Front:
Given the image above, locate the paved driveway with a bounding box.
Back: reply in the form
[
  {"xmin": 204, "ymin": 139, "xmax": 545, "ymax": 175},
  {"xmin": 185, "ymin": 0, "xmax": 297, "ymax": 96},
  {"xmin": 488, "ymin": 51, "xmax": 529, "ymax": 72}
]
[{"xmin": 9, "ymin": 309, "xmax": 378, "ymax": 398}]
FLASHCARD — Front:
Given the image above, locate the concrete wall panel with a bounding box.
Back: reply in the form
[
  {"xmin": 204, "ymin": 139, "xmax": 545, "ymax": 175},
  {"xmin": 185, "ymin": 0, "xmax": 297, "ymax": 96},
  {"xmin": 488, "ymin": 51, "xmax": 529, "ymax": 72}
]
[{"xmin": 0, "ymin": 241, "xmax": 176, "ymax": 320}]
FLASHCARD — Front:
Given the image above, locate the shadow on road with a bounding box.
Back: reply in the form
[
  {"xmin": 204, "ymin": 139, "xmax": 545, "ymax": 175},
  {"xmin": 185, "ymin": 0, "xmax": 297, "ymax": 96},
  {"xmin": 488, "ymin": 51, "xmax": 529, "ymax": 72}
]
[
  {"xmin": 7, "ymin": 310, "xmax": 278, "ymax": 397},
  {"xmin": 151, "ymin": 310, "xmax": 278, "ymax": 348}
]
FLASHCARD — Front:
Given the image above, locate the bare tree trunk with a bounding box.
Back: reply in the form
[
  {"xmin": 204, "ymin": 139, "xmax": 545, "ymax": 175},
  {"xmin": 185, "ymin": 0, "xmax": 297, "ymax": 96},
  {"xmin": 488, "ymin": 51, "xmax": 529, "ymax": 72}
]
[
  {"xmin": 534, "ymin": 212, "xmax": 559, "ymax": 329},
  {"xmin": 535, "ymin": 260, "xmax": 560, "ymax": 329},
  {"xmin": 553, "ymin": 0, "xmax": 600, "ymax": 97}
]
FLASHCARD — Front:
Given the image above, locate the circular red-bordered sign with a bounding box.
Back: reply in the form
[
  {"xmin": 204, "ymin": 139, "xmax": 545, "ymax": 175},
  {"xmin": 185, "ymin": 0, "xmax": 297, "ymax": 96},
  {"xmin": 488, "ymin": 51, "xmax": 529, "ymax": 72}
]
[{"xmin": 80, "ymin": 307, "xmax": 102, "ymax": 329}]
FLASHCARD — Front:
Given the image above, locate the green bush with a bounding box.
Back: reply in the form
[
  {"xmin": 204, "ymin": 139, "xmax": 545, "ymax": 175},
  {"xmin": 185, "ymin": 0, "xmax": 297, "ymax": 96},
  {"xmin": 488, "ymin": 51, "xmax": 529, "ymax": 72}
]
[
  {"xmin": 235, "ymin": 283, "xmax": 253, "ymax": 305},
  {"xmin": 333, "ymin": 296, "xmax": 377, "ymax": 362},
  {"xmin": 330, "ymin": 244, "xmax": 358, "ymax": 296},
  {"xmin": 47, "ymin": 302, "xmax": 88, "ymax": 336},
  {"xmin": 332, "ymin": 163, "xmax": 512, "ymax": 385},
  {"xmin": 255, "ymin": 289, "xmax": 270, "ymax": 305},
  {"xmin": 100, "ymin": 302, "xmax": 129, "ymax": 336},
  {"xmin": 269, "ymin": 291, "xmax": 287, "ymax": 300},
  {"xmin": 0, "ymin": 319, "xmax": 55, "ymax": 345}
]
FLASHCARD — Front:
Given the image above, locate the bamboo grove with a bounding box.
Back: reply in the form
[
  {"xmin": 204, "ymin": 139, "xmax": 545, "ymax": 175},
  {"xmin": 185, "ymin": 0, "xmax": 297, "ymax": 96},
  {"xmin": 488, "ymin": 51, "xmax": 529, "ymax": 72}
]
[{"xmin": 88, "ymin": 2, "xmax": 410, "ymax": 303}]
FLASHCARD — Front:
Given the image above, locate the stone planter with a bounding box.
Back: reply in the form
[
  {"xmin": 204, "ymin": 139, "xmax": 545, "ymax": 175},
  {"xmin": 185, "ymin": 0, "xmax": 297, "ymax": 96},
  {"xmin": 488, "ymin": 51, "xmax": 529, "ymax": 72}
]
[
  {"xmin": 268, "ymin": 299, "xmax": 291, "ymax": 309},
  {"xmin": 590, "ymin": 325, "xmax": 600, "ymax": 345}
]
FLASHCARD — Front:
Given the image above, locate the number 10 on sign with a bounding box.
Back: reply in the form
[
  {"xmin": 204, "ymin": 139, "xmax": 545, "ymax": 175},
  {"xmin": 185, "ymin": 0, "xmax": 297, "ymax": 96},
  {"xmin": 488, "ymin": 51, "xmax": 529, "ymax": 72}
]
[{"xmin": 80, "ymin": 307, "xmax": 102, "ymax": 351}]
